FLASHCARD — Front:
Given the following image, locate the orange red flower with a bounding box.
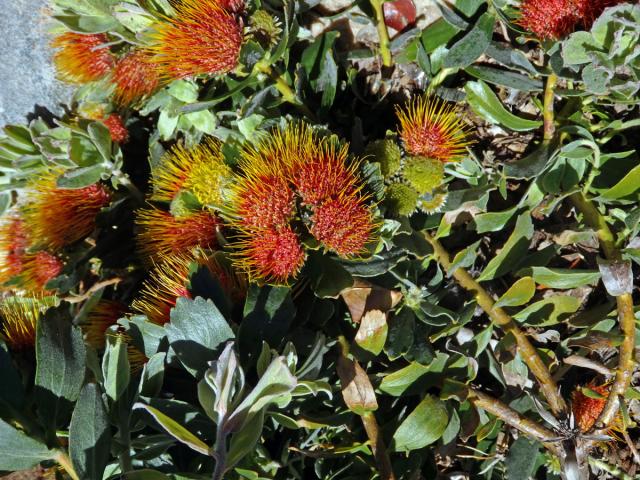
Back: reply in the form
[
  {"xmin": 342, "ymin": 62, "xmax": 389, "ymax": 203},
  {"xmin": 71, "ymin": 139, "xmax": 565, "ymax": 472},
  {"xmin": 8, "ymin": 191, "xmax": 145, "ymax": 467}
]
[
  {"xmin": 103, "ymin": 113, "xmax": 129, "ymax": 144},
  {"xmin": 146, "ymin": 0, "xmax": 243, "ymax": 80},
  {"xmin": 51, "ymin": 33, "xmax": 114, "ymax": 84},
  {"xmin": 112, "ymin": 50, "xmax": 160, "ymax": 106},
  {"xmin": 23, "ymin": 172, "xmax": 111, "ymax": 249},
  {"xmin": 20, "ymin": 252, "xmax": 64, "ymax": 293},
  {"xmin": 0, "ymin": 215, "xmax": 28, "ymax": 286},
  {"xmin": 517, "ymin": 0, "xmax": 580, "ymax": 39},
  {"xmin": 396, "ymin": 96, "xmax": 470, "ymax": 162},
  {"xmin": 136, "ymin": 208, "xmax": 219, "ymax": 262}
]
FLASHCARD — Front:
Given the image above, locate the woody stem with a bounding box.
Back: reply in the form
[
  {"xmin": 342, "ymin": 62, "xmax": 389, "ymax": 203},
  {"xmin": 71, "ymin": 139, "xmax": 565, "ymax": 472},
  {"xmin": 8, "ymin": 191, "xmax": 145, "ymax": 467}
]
[
  {"xmin": 424, "ymin": 232, "xmax": 567, "ymax": 415},
  {"xmin": 254, "ymin": 62, "xmax": 316, "ymax": 120}
]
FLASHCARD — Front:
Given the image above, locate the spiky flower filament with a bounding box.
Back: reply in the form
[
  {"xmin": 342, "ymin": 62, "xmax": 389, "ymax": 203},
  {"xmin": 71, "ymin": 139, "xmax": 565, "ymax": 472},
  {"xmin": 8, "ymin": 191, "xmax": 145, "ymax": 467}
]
[
  {"xmin": 146, "ymin": 0, "xmax": 243, "ymax": 80},
  {"xmin": 136, "ymin": 208, "xmax": 219, "ymax": 262},
  {"xmin": 83, "ymin": 300, "xmax": 127, "ymax": 349},
  {"xmin": 0, "ymin": 215, "xmax": 28, "ymax": 285},
  {"xmin": 103, "ymin": 114, "xmax": 129, "ymax": 144},
  {"xmin": 310, "ymin": 196, "xmax": 376, "ymax": 256},
  {"xmin": 517, "ymin": 0, "xmax": 580, "ymax": 40},
  {"xmin": 396, "ymin": 96, "xmax": 471, "ymax": 162},
  {"xmin": 150, "ymin": 139, "xmax": 232, "ymax": 207},
  {"xmin": 20, "ymin": 251, "xmax": 64, "ymax": 293},
  {"xmin": 51, "ymin": 33, "xmax": 114, "ymax": 84},
  {"xmin": 23, "ymin": 172, "xmax": 111, "ymax": 249},
  {"xmin": 0, "ymin": 296, "xmax": 57, "ymax": 351},
  {"xmin": 112, "ymin": 50, "xmax": 160, "ymax": 106},
  {"xmin": 236, "ymin": 227, "xmax": 306, "ymax": 284},
  {"xmin": 131, "ymin": 253, "xmax": 195, "ymax": 325}
]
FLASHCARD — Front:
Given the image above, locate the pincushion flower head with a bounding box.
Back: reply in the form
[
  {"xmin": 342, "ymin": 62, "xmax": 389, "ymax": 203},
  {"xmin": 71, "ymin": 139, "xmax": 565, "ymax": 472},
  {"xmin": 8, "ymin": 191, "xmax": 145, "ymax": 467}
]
[
  {"xmin": 51, "ymin": 32, "xmax": 114, "ymax": 84},
  {"xmin": 229, "ymin": 123, "xmax": 377, "ymax": 284},
  {"xmin": 20, "ymin": 251, "xmax": 64, "ymax": 293},
  {"xmin": 136, "ymin": 208, "xmax": 219, "ymax": 263},
  {"xmin": 103, "ymin": 113, "xmax": 129, "ymax": 144},
  {"xmin": 22, "ymin": 171, "xmax": 111, "ymax": 250},
  {"xmin": 0, "ymin": 296, "xmax": 57, "ymax": 351},
  {"xmin": 396, "ymin": 95, "xmax": 471, "ymax": 162},
  {"xmin": 112, "ymin": 50, "xmax": 160, "ymax": 106},
  {"xmin": 517, "ymin": 0, "xmax": 580, "ymax": 40},
  {"xmin": 0, "ymin": 214, "xmax": 28, "ymax": 286},
  {"xmin": 150, "ymin": 139, "xmax": 232, "ymax": 208},
  {"xmin": 146, "ymin": 0, "xmax": 243, "ymax": 80}
]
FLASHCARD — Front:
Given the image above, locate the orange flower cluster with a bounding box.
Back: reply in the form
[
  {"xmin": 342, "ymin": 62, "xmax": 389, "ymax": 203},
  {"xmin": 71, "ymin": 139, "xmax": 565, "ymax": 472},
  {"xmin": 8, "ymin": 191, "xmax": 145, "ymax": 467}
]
[
  {"xmin": 518, "ymin": 0, "xmax": 625, "ymax": 40},
  {"xmin": 52, "ymin": 33, "xmax": 114, "ymax": 84},
  {"xmin": 229, "ymin": 124, "xmax": 377, "ymax": 285},
  {"xmin": 112, "ymin": 50, "xmax": 160, "ymax": 107},
  {"xmin": 396, "ymin": 96, "xmax": 470, "ymax": 162},
  {"xmin": 146, "ymin": 0, "xmax": 243, "ymax": 80}
]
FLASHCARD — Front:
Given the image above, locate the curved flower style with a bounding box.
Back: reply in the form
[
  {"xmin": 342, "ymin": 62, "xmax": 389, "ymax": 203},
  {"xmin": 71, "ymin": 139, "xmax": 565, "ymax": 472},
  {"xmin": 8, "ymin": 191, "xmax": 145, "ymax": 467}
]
[
  {"xmin": 83, "ymin": 300, "xmax": 128, "ymax": 349},
  {"xmin": 136, "ymin": 208, "xmax": 219, "ymax": 262},
  {"xmin": 146, "ymin": 0, "xmax": 243, "ymax": 80},
  {"xmin": 131, "ymin": 252, "xmax": 194, "ymax": 325},
  {"xmin": 112, "ymin": 50, "xmax": 160, "ymax": 106},
  {"xmin": 0, "ymin": 215, "xmax": 28, "ymax": 286},
  {"xmin": 150, "ymin": 139, "xmax": 232, "ymax": 208},
  {"xmin": 20, "ymin": 251, "xmax": 64, "ymax": 293},
  {"xmin": 51, "ymin": 33, "xmax": 114, "ymax": 84},
  {"xmin": 396, "ymin": 95, "xmax": 470, "ymax": 162},
  {"xmin": 229, "ymin": 124, "xmax": 377, "ymax": 284},
  {"xmin": 0, "ymin": 296, "xmax": 56, "ymax": 351},
  {"xmin": 22, "ymin": 172, "xmax": 111, "ymax": 250}
]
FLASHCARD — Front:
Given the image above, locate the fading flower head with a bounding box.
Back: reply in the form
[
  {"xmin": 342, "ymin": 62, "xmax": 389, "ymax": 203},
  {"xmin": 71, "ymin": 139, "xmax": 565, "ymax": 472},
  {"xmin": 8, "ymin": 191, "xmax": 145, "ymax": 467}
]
[
  {"xmin": 396, "ymin": 95, "xmax": 470, "ymax": 162},
  {"xmin": 112, "ymin": 50, "xmax": 160, "ymax": 106},
  {"xmin": 136, "ymin": 208, "xmax": 219, "ymax": 262},
  {"xmin": 23, "ymin": 172, "xmax": 111, "ymax": 249},
  {"xmin": 0, "ymin": 215, "xmax": 28, "ymax": 286},
  {"xmin": 0, "ymin": 296, "xmax": 56, "ymax": 351},
  {"xmin": 51, "ymin": 33, "xmax": 114, "ymax": 84},
  {"xmin": 150, "ymin": 139, "xmax": 232, "ymax": 207},
  {"xmin": 147, "ymin": 0, "xmax": 243, "ymax": 80},
  {"xmin": 131, "ymin": 252, "xmax": 194, "ymax": 325},
  {"xmin": 20, "ymin": 251, "xmax": 64, "ymax": 293}
]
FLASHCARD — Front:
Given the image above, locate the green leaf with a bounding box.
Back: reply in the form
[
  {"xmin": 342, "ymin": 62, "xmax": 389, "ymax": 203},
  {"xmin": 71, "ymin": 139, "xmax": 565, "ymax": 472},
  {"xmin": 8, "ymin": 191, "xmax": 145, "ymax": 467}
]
[
  {"xmin": 514, "ymin": 296, "xmax": 581, "ymax": 326},
  {"xmin": 478, "ymin": 212, "xmax": 534, "ymax": 281},
  {"xmin": 167, "ymin": 80, "xmax": 199, "ymax": 103},
  {"xmin": 227, "ymin": 409, "xmax": 265, "ymax": 469},
  {"xmin": 443, "ymin": 13, "xmax": 495, "ymax": 69},
  {"xmin": 53, "ymin": 14, "xmax": 119, "ymax": 33},
  {"xmin": 465, "ymin": 80, "xmax": 542, "ymax": 131},
  {"xmin": 57, "ymin": 165, "xmax": 106, "ymax": 189},
  {"xmin": 306, "ymin": 254, "xmax": 353, "ymax": 298},
  {"xmin": 0, "ymin": 418, "xmax": 55, "ymax": 470},
  {"xmin": 354, "ymin": 310, "xmax": 388, "ymax": 356},
  {"xmin": 562, "ymin": 31, "xmax": 597, "ymax": 65},
  {"xmin": 527, "ymin": 267, "xmax": 600, "ymax": 289},
  {"xmin": 35, "ymin": 306, "xmax": 86, "ymax": 432},
  {"xmin": 134, "ymin": 403, "xmax": 210, "ymax": 456},
  {"xmin": 102, "ymin": 336, "xmax": 130, "ymax": 402},
  {"xmin": 421, "ymin": 18, "xmax": 460, "ymax": 53},
  {"xmin": 449, "ymin": 240, "xmax": 481, "ymax": 275},
  {"xmin": 0, "ymin": 341, "xmax": 25, "ymax": 411},
  {"xmin": 69, "ymin": 383, "xmax": 111, "ymax": 480},
  {"xmin": 166, "ymin": 297, "xmax": 234, "ymax": 376},
  {"xmin": 494, "ymin": 277, "xmax": 536, "ymax": 308},
  {"xmin": 184, "ymin": 110, "xmax": 216, "ymax": 135},
  {"xmin": 379, "ymin": 362, "xmax": 430, "ymax": 397},
  {"xmin": 87, "ymin": 122, "xmax": 113, "ymax": 163},
  {"xmin": 392, "ymin": 395, "xmax": 449, "ymax": 452},
  {"xmin": 505, "ymin": 437, "xmax": 540, "ymax": 480},
  {"xmin": 474, "ymin": 206, "xmax": 518, "ymax": 233},
  {"xmin": 465, "ymin": 65, "xmax": 543, "ymax": 91},
  {"xmin": 598, "ymin": 163, "xmax": 640, "ymax": 200}
]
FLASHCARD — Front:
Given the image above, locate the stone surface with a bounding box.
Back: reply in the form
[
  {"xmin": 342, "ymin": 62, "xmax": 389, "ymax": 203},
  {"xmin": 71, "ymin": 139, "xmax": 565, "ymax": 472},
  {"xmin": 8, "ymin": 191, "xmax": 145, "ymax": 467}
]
[{"xmin": 0, "ymin": 0, "xmax": 72, "ymax": 127}]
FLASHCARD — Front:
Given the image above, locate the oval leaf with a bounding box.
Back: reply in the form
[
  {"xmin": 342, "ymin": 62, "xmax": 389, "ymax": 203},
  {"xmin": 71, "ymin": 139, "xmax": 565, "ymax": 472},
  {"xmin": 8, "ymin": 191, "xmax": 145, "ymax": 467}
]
[
  {"xmin": 392, "ymin": 395, "xmax": 448, "ymax": 451},
  {"xmin": 494, "ymin": 277, "xmax": 536, "ymax": 308}
]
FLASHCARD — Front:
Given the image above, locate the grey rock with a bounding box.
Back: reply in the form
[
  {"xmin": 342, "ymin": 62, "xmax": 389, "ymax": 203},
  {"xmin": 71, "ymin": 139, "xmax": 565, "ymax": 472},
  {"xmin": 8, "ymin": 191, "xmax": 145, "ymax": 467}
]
[{"xmin": 0, "ymin": 0, "xmax": 72, "ymax": 127}]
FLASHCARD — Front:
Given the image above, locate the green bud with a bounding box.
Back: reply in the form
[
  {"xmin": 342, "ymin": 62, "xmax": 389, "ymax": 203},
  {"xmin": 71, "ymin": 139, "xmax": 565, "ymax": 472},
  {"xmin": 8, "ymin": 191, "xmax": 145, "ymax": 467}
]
[
  {"xmin": 365, "ymin": 139, "xmax": 402, "ymax": 178},
  {"xmin": 403, "ymin": 156, "xmax": 444, "ymax": 194},
  {"xmin": 385, "ymin": 182, "xmax": 418, "ymax": 216}
]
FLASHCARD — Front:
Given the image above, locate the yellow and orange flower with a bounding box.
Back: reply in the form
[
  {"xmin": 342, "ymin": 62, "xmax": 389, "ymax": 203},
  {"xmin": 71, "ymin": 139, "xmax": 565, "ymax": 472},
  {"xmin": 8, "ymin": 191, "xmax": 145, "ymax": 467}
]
[
  {"xmin": 51, "ymin": 32, "xmax": 114, "ymax": 84},
  {"xmin": 112, "ymin": 50, "xmax": 161, "ymax": 106},
  {"xmin": 131, "ymin": 252, "xmax": 194, "ymax": 325},
  {"xmin": 150, "ymin": 139, "xmax": 232, "ymax": 207},
  {"xmin": 0, "ymin": 296, "xmax": 57, "ymax": 351},
  {"xmin": 136, "ymin": 208, "xmax": 219, "ymax": 262},
  {"xmin": 20, "ymin": 251, "xmax": 64, "ymax": 293},
  {"xmin": 0, "ymin": 214, "xmax": 28, "ymax": 286},
  {"xmin": 146, "ymin": 0, "xmax": 243, "ymax": 80},
  {"xmin": 83, "ymin": 300, "xmax": 128, "ymax": 349},
  {"xmin": 23, "ymin": 171, "xmax": 111, "ymax": 249},
  {"xmin": 396, "ymin": 95, "xmax": 471, "ymax": 162}
]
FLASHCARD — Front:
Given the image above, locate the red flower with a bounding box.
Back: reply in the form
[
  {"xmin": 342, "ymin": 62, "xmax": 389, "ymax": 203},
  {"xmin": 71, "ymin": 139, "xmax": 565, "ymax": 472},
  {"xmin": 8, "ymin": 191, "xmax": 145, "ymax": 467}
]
[
  {"xmin": 310, "ymin": 196, "xmax": 376, "ymax": 257},
  {"xmin": 136, "ymin": 208, "xmax": 219, "ymax": 262},
  {"xmin": 21, "ymin": 251, "xmax": 64, "ymax": 293},
  {"xmin": 237, "ymin": 227, "xmax": 306, "ymax": 284},
  {"xmin": 112, "ymin": 50, "xmax": 160, "ymax": 106},
  {"xmin": 236, "ymin": 176, "xmax": 295, "ymax": 230},
  {"xmin": 147, "ymin": 0, "xmax": 243, "ymax": 80},
  {"xmin": 23, "ymin": 173, "xmax": 111, "ymax": 249},
  {"xmin": 103, "ymin": 114, "xmax": 129, "ymax": 144},
  {"xmin": 518, "ymin": 0, "xmax": 580, "ymax": 40},
  {"xmin": 0, "ymin": 215, "xmax": 28, "ymax": 286},
  {"xmin": 51, "ymin": 33, "xmax": 114, "ymax": 84}
]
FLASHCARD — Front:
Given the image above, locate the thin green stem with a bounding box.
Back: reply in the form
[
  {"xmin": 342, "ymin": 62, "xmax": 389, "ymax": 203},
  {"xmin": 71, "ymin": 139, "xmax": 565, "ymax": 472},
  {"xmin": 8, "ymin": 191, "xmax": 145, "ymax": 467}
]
[
  {"xmin": 568, "ymin": 192, "xmax": 636, "ymax": 430},
  {"xmin": 543, "ymin": 73, "xmax": 558, "ymax": 142},
  {"xmin": 424, "ymin": 232, "xmax": 567, "ymax": 415},
  {"xmin": 254, "ymin": 62, "xmax": 316, "ymax": 120},
  {"xmin": 369, "ymin": 0, "xmax": 393, "ymax": 68}
]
